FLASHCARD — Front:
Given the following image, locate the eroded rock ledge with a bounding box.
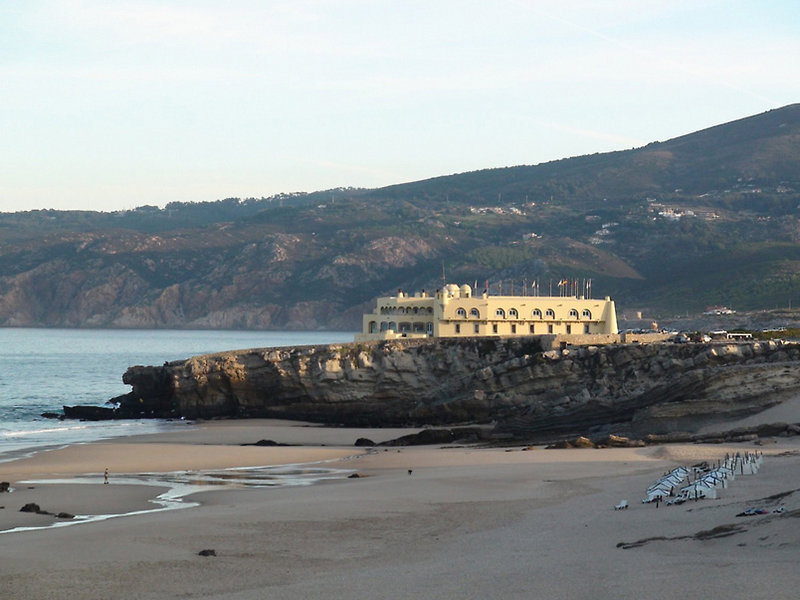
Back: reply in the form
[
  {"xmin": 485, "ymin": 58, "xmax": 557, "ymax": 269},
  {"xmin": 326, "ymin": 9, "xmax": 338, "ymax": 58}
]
[{"xmin": 99, "ymin": 338, "xmax": 800, "ymax": 438}]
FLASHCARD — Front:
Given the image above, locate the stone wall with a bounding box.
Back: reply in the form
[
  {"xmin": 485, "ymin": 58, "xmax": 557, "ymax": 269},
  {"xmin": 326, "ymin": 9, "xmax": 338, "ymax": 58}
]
[
  {"xmin": 621, "ymin": 332, "xmax": 673, "ymax": 344},
  {"xmin": 545, "ymin": 333, "xmax": 622, "ymax": 348}
]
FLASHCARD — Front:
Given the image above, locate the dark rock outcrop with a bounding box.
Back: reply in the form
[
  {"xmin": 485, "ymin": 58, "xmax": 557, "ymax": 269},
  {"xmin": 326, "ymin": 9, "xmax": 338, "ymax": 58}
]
[
  {"xmin": 62, "ymin": 405, "xmax": 119, "ymax": 420},
  {"xmin": 377, "ymin": 428, "xmax": 484, "ymax": 447},
  {"xmin": 117, "ymin": 337, "xmax": 548, "ymax": 423},
  {"xmin": 39, "ymin": 336, "xmax": 794, "ymax": 442},
  {"xmin": 109, "ymin": 338, "xmax": 800, "ymax": 439},
  {"xmin": 40, "ymin": 412, "xmax": 65, "ymax": 420},
  {"xmin": 240, "ymin": 439, "xmax": 291, "ymax": 447}
]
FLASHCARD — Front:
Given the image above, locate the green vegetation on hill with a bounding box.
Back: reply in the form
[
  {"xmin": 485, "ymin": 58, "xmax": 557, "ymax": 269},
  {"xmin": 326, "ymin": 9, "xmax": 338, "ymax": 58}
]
[{"xmin": 0, "ymin": 105, "xmax": 799, "ymax": 329}]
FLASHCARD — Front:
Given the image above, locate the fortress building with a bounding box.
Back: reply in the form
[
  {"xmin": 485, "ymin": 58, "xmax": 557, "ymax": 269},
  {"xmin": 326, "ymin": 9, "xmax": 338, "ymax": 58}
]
[{"xmin": 355, "ymin": 283, "xmax": 618, "ymax": 342}]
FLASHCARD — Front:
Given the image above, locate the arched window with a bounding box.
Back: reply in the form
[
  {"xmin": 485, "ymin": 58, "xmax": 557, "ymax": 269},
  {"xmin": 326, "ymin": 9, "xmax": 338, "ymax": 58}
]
[
  {"xmin": 569, "ymin": 308, "xmax": 579, "ymax": 319},
  {"xmin": 495, "ymin": 308, "xmax": 506, "ymax": 319},
  {"xmin": 470, "ymin": 308, "xmax": 480, "ymax": 319},
  {"xmin": 545, "ymin": 308, "xmax": 555, "ymax": 318},
  {"xmin": 368, "ymin": 321, "xmax": 377, "ymax": 333},
  {"xmin": 427, "ymin": 307, "xmax": 433, "ymax": 314},
  {"xmin": 456, "ymin": 308, "xmax": 467, "ymax": 318},
  {"xmin": 582, "ymin": 309, "xmax": 592, "ymax": 319},
  {"xmin": 532, "ymin": 309, "xmax": 542, "ymax": 319},
  {"xmin": 388, "ymin": 321, "xmax": 397, "ymax": 331},
  {"xmin": 508, "ymin": 308, "xmax": 519, "ymax": 319}
]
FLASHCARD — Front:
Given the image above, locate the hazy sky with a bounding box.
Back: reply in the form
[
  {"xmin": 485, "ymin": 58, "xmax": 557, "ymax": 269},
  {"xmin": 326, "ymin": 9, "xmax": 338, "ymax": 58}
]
[{"xmin": 1, "ymin": 0, "xmax": 798, "ymax": 212}]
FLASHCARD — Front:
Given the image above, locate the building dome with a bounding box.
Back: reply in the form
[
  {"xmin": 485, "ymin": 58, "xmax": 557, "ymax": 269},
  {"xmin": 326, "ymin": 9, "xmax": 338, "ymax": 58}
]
[
  {"xmin": 460, "ymin": 284, "xmax": 472, "ymax": 298},
  {"xmin": 444, "ymin": 283, "xmax": 460, "ymax": 297}
]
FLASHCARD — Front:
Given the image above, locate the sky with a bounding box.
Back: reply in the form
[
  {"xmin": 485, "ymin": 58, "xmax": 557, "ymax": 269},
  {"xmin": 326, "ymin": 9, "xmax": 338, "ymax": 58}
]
[{"xmin": 1, "ymin": 0, "xmax": 798, "ymax": 212}]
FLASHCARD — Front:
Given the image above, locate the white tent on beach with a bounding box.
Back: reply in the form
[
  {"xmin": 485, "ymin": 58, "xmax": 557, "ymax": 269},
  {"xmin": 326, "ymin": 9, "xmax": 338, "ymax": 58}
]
[
  {"xmin": 680, "ymin": 481, "xmax": 718, "ymax": 500},
  {"xmin": 642, "ymin": 466, "xmax": 688, "ymax": 503}
]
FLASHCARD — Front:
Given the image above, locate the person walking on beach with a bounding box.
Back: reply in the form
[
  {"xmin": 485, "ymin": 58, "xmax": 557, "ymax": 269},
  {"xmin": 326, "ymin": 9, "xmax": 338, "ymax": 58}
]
[{"xmin": 104, "ymin": 468, "xmax": 109, "ymax": 484}]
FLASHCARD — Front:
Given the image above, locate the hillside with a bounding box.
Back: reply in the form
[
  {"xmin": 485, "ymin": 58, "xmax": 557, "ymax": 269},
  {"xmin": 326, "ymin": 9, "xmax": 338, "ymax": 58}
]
[{"xmin": 0, "ymin": 105, "xmax": 799, "ymax": 329}]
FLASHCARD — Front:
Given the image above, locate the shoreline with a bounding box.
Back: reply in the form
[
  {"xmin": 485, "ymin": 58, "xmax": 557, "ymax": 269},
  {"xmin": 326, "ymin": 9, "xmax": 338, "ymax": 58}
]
[
  {"xmin": 1, "ymin": 420, "xmax": 799, "ymax": 599},
  {"xmin": 0, "ymin": 419, "xmax": 420, "ymax": 534},
  {"xmin": 0, "ymin": 417, "xmax": 199, "ymax": 464}
]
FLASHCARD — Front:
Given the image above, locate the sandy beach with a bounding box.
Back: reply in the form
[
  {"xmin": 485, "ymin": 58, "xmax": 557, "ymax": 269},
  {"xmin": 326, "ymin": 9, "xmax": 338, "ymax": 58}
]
[{"xmin": 1, "ymin": 419, "xmax": 799, "ymax": 599}]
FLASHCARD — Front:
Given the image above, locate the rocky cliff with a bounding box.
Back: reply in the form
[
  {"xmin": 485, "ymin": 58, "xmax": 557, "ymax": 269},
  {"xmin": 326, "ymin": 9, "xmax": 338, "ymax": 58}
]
[{"xmin": 114, "ymin": 338, "xmax": 800, "ymax": 438}]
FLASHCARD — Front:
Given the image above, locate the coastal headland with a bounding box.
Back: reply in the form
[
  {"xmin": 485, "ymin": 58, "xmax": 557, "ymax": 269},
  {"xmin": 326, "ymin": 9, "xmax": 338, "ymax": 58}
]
[
  {"xmin": 103, "ymin": 338, "xmax": 800, "ymax": 441},
  {"xmin": 0, "ymin": 337, "xmax": 789, "ymax": 598}
]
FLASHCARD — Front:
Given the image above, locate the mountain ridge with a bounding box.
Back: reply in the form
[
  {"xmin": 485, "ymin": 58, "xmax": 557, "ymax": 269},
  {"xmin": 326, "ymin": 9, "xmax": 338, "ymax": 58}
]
[{"xmin": 1, "ymin": 104, "xmax": 799, "ymax": 329}]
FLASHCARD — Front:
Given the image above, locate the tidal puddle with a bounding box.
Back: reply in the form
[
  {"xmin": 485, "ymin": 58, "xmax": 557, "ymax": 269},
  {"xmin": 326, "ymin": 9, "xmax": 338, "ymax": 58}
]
[{"xmin": 1, "ymin": 462, "xmax": 354, "ymax": 535}]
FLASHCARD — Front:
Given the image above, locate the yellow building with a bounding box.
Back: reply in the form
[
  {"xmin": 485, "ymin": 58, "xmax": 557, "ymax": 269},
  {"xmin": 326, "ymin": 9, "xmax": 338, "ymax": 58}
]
[{"xmin": 355, "ymin": 283, "xmax": 618, "ymax": 341}]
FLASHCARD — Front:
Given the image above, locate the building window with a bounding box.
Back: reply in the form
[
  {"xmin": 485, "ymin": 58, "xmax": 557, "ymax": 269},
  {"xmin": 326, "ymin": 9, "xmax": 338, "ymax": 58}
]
[
  {"xmin": 474, "ymin": 324, "xmax": 479, "ymax": 334},
  {"xmin": 532, "ymin": 309, "xmax": 542, "ymax": 319},
  {"xmin": 511, "ymin": 324, "xmax": 517, "ymax": 334},
  {"xmin": 508, "ymin": 308, "xmax": 518, "ymax": 319},
  {"xmin": 545, "ymin": 309, "xmax": 555, "ymax": 318},
  {"xmin": 584, "ymin": 324, "xmax": 590, "ymax": 334},
  {"xmin": 368, "ymin": 321, "xmax": 377, "ymax": 333},
  {"xmin": 492, "ymin": 324, "xmax": 498, "ymax": 334},
  {"xmin": 569, "ymin": 309, "xmax": 579, "ymax": 319},
  {"xmin": 470, "ymin": 308, "xmax": 480, "ymax": 318},
  {"xmin": 566, "ymin": 324, "xmax": 572, "ymax": 334},
  {"xmin": 582, "ymin": 309, "xmax": 592, "ymax": 319},
  {"xmin": 455, "ymin": 323, "xmax": 461, "ymax": 334},
  {"xmin": 547, "ymin": 324, "xmax": 553, "ymax": 334},
  {"xmin": 456, "ymin": 308, "xmax": 467, "ymax": 318},
  {"xmin": 427, "ymin": 322, "xmax": 434, "ymax": 334},
  {"xmin": 495, "ymin": 308, "xmax": 506, "ymax": 319}
]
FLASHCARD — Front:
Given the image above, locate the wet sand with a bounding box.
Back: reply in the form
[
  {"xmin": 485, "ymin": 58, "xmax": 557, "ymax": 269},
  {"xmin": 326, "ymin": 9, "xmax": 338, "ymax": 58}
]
[{"xmin": 1, "ymin": 419, "xmax": 798, "ymax": 599}]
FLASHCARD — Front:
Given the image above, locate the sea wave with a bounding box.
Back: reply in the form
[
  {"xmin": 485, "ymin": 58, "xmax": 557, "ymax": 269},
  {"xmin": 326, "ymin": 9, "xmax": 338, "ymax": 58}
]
[
  {"xmin": 0, "ymin": 419, "xmax": 195, "ymax": 461},
  {"xmin": 2, "ymin": 424, "xmax": 91, "ymax": 438}
]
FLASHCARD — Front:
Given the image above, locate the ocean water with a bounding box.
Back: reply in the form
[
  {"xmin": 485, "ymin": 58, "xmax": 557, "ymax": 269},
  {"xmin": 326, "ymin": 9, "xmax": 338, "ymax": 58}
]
[{"xmin": 0, "ymin": 328, "xmax": 354, "ymax": 460}]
